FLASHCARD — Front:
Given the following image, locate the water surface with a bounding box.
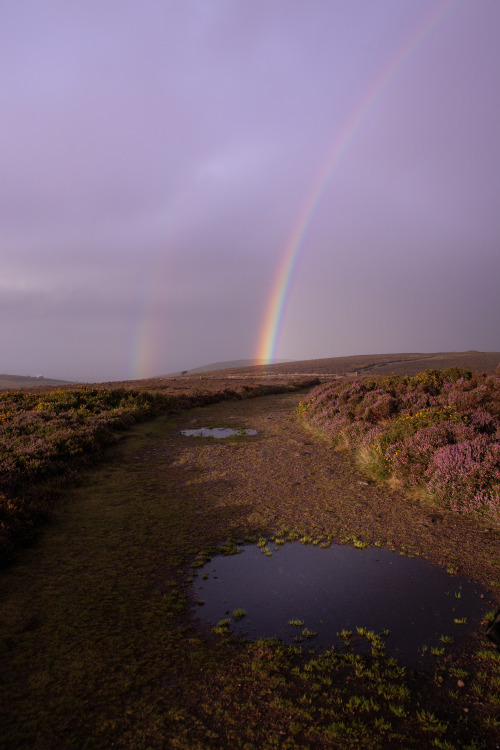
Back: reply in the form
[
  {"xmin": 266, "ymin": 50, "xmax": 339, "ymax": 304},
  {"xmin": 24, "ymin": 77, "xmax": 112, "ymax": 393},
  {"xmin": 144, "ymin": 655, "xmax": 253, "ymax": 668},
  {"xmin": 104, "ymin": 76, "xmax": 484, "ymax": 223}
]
[
  {"xmin": 192, "ymin": 542, "xmax": 488, "ymax": 666},
  {"xmin": 181, "ymin": 427, "xmax": 257, "ymax": 438}
]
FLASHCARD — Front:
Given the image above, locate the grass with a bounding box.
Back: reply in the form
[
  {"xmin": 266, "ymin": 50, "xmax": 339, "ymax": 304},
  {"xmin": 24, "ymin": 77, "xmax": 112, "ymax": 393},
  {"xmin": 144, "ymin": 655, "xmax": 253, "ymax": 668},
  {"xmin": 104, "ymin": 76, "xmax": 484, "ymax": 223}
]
[
  {"xmin": 1, "ymin": 390, "xmax": 499, "ymax": 748},
  {"xmin": 0, "ymin": 379, "xmax": 318, "ymax": 565}
]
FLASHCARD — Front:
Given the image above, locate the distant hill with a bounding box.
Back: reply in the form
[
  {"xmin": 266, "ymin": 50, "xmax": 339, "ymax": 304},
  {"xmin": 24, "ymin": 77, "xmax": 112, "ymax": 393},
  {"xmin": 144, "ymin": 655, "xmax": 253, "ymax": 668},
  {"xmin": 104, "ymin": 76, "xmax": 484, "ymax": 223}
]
[
  {"xmin": 0, "ymin": 374, "xmax": 74, "ymax": 390},
  {"xmin": 166, "ymin": 359, "xmax": 289, "ymax": 376},
  {"xmin": 219, "ymin": 351, "xmax": 500, "ymax": 378},
  {"xmin": 3, "ymin": 351, "xmax": 499, "ymax": 393},
  {"xmin": 89, "ymin": 351, "xmax": 500, "ymax": 397}
]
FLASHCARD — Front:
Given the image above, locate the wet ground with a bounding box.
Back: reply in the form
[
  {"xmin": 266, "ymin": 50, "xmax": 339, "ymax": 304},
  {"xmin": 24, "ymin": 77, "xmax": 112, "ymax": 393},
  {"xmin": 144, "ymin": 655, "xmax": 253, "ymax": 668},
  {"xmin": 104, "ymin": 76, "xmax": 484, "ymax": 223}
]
[
  {"xmin": 1, "ymin": 388, "xmax": 499, "ymax": 748},
  {"xmin": 192, "ymin": 541, "xmax": 489, "ymax": 667},
  {"xmin": 181, "ymin": 427, "xmax": 258, "ymax": 438}
]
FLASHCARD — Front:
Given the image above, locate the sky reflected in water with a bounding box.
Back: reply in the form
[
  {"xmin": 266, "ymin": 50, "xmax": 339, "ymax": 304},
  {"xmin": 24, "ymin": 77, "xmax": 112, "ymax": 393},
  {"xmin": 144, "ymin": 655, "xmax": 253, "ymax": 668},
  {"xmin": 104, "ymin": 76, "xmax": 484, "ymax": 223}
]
[
  {"xmin": 192, "ymin": 542, "xmax": 489, "ymax": 666},
  {"xmin": 181, "ymin": 427, "xmax": 257, "ymax": 438}
]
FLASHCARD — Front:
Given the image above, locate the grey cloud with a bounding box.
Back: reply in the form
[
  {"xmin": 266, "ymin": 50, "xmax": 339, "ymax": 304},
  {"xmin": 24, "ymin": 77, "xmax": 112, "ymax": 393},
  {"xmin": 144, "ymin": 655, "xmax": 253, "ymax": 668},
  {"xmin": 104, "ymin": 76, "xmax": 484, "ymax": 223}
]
[{"xmin": 1, "ymin": 0, "xmax": 500, "ymax": 380}]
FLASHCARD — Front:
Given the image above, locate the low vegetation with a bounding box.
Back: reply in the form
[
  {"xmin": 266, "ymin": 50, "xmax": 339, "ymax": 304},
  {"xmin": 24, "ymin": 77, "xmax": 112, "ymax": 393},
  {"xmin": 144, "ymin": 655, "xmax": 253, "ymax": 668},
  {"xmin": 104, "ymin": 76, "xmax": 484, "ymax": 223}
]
[
  {"xmin": 0, "ymin": 387, "xmax": 169, "ymax": 563},
  {"xmin": 1, "ymin": 371, "xmax": 499, "ymax": 747},
  {"xmin": 0, "ymin": 379, "xmax": 317, "ymax": 564},
  {"xmin": 299, "ymin": 368, "xmax": 500, "ymax": 523}
]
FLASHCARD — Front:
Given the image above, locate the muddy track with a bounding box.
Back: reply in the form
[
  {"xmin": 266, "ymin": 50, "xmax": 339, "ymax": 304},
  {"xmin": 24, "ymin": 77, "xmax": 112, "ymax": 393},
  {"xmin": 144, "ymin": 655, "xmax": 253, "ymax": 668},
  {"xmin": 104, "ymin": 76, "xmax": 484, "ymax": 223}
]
[
  {"xmin": 167, "ymin": 390, "xmax": 500, "ymax": 599},
  {"xmin": 1, "ymin": 387, "xmax": 499, "ymax": 749}
]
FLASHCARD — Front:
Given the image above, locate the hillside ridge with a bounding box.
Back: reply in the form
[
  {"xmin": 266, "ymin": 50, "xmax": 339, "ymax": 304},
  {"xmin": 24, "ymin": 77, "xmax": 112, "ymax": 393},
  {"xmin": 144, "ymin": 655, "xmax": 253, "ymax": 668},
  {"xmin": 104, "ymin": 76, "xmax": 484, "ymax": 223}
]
[{"xmin": 3, "ymin": 351, "xmax": 499, "ymax": 393}]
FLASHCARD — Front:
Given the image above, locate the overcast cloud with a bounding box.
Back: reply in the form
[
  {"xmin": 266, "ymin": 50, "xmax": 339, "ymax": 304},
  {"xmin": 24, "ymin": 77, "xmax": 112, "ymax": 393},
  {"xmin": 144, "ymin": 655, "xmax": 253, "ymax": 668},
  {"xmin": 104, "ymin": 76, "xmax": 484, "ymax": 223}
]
[{"xmin": 2, "ymin": 0, "xmax": 499, "ymax": 381}]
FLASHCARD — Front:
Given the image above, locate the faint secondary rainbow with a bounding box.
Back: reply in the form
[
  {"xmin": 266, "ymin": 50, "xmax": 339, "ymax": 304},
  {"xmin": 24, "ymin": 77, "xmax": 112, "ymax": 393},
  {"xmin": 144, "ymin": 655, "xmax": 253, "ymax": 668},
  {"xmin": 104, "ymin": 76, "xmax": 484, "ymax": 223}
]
[
  {"xmin": 129, "ymin": 250, "xmax": 171, "ymax": 380},
  {"xmin": 256, "ymin": 0, "xmax": 456, "ymax": 364}
]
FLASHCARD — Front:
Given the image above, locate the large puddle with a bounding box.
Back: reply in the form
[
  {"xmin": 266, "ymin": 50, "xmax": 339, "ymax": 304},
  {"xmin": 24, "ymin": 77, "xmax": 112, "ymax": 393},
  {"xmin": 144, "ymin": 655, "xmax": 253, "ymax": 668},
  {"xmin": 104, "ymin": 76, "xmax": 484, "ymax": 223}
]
[
  {"xmin": 181, "ymin": 427, "xmax": 257, "ymax": 438},
  {"xmin": 192, "ymin": 542, "xmax": 489, "ymax": 666}
]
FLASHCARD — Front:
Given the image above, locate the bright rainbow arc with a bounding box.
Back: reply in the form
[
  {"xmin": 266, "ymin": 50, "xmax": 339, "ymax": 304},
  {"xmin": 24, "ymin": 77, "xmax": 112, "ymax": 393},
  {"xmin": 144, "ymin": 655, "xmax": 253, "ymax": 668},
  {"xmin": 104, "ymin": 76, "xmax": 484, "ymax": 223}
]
[{"xmin": 255, "ymin": 0, "xmax": 456, "ymax": 365}]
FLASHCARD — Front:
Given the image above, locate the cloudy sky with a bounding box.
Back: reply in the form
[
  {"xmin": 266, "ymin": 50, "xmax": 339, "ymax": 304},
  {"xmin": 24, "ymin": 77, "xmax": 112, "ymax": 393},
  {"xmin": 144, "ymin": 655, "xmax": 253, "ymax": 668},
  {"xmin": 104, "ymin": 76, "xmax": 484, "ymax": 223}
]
[{"xmin": 2, "ymin": 0, "xmax": 500, "ymax": 382}]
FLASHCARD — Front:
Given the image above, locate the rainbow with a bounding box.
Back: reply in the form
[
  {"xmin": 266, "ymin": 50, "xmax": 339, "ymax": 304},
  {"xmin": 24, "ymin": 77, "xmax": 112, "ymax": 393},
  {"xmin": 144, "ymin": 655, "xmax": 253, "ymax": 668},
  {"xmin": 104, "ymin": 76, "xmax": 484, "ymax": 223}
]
[
  {"xmin": 255, "ymin": 0, "xmax": 456, "ymax": 365},
  {"xmin": 129, "ymin": 250, "xmax": 171, "ymax": 380}
]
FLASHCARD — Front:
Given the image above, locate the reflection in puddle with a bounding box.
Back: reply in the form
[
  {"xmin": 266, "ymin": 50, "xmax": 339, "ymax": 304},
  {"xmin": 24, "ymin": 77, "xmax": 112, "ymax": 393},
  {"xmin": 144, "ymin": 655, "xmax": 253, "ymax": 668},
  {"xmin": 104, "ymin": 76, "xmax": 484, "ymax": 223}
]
[
  {"xmin": 192, "ymin": 542, "xmax": 489, "ymax": 666},
  {"xmin": 181, "ymin": 427, "xmax": 257, "ymax": 438}
]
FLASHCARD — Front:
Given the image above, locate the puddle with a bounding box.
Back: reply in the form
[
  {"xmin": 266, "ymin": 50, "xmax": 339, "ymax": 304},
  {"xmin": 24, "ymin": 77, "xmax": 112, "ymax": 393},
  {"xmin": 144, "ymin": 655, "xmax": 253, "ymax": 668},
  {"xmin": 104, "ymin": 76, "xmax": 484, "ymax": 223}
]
[
  {"xmin": 181, "ymin": 427, "xmax": 257, "ymax": 438},
  {"xmin": 192, "ymin": 542, "xmax": 489, "ymax": 666}
]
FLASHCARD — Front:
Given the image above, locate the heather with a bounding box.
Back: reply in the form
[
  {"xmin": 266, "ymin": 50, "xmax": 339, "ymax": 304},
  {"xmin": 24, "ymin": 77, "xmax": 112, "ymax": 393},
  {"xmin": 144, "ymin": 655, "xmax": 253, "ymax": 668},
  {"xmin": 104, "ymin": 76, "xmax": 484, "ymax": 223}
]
[
  {"xmin": 0, "ymin": 379, "xmax": 319, "ymax": 564},
  {"xmin": 300, "ymin": 368, "xmax": 500, "ymax": 521},
  {"xmin": 0, "ymin": 387, "xmax": 176, "ymax": 562}
]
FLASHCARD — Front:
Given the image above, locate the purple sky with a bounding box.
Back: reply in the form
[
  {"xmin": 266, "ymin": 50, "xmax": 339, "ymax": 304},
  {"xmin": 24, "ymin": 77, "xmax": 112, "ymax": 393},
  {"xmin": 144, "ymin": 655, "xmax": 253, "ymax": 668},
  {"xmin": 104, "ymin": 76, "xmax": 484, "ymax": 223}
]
[{"xmin": 2, "ymin": 0, "xmax": 500, "ymax": 382}]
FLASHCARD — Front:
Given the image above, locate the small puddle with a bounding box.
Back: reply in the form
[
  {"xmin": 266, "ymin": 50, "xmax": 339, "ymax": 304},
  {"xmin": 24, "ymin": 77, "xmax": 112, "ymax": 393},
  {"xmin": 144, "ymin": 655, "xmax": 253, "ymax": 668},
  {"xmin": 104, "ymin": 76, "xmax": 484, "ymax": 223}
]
[
  {"xmin": 192, "ymin": 542, "xmax": 489, "ymax": 666},
  {"xmin": 181, "ymin": 427, "xmax": 257, "ymax": 438}
]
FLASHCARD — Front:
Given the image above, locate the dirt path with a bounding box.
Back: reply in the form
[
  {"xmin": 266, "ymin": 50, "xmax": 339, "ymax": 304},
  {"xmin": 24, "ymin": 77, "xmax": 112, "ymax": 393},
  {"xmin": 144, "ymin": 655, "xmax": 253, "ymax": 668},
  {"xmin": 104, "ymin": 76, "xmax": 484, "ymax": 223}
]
[
  {"xmin": 1, "ymin": 388, "xmax": 499, "ymax": 749},
  {"xmin": 171, "ymin": 390, "xmax": 500, "ymax": 596}
]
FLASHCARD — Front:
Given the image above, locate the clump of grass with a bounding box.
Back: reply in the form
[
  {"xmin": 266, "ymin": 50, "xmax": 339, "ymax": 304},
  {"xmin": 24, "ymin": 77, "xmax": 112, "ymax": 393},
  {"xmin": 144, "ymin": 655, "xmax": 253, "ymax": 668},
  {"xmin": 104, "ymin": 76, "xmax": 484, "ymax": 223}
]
[
  {"xmin": 353, "ymin": 539, "xmax": 369, "ymax": 550},
  {"xmin": 218, "ymin": 539, "xmax": 241, "ymax": 556},
  {"xmin": 300, "ymin": 534, "xmax": 315, "ymax": 544},
  {"xmin": 343, "ymin": 534, "xmax": 369, "ymax": 549},
  {"xmin": 256, "ymin": 540, "xmax": 272, "ymax": 555},
  {"xmin": 440, "ymin": 635, "xmax": 454, "ymax": 644},
  {"xmin": 213, "ymin": 618, "xmax": 231, "ymax": 635},
  {"xmin": 338, "ymin": 629, "xmax": 353, "ymax": 640},
  {"xmin": 449, "ymin": 666, "xmax": 469, "ymax": 679},
  {"xmin": 477, "ymin": 648, "xmax": 500, "ymax": 663},
  {"xmin": 232, "ymin": 609, "xmax": 246, "ymax": 621},
  {"xmin": 301, "ymin": 627, "xmax": 317, "ymax": 639},
  {"xmin": 416, "ymin": 709, "xmax": 448, "ymax": 733}
]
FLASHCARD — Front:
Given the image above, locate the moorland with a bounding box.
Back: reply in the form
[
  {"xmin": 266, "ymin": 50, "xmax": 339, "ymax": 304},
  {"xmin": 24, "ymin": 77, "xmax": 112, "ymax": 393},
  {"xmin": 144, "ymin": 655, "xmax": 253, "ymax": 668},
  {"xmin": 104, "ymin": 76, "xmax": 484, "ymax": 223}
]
[{"xmin": 1, "ymin": 351, "xmax": 499, "ymax": 749}]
